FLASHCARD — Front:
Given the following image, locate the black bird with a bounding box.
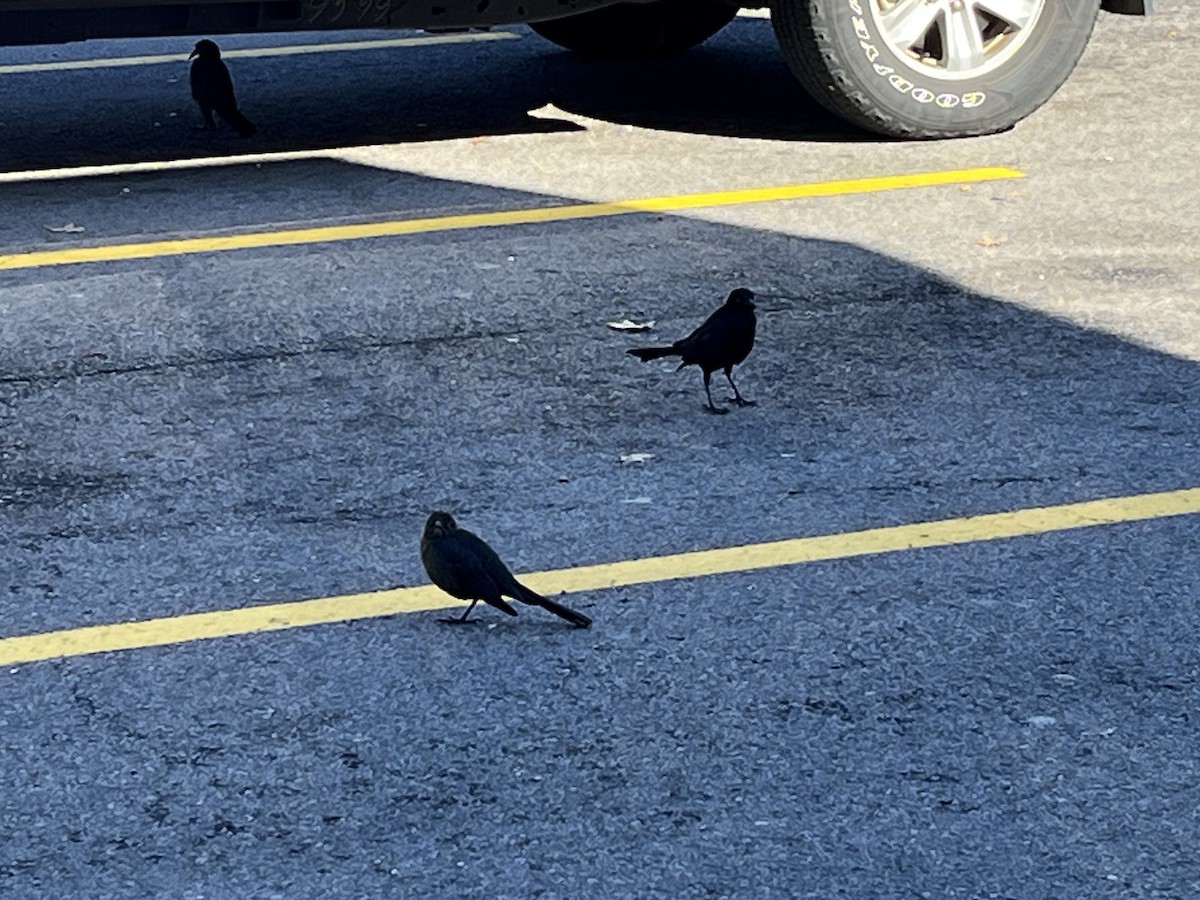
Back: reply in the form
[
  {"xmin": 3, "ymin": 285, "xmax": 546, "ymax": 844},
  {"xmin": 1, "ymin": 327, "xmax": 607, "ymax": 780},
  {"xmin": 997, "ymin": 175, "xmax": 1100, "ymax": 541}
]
[
  {"xmin": 420, "ymin": 511, "xmax": 592, "ymax": 628},
  {"xmin": 189, "ymin": 39, "xmax": 256, "ymax": 137},
  {"xmin": 627, "ymin": 287, "xmax": 757, "ymax": 414}
]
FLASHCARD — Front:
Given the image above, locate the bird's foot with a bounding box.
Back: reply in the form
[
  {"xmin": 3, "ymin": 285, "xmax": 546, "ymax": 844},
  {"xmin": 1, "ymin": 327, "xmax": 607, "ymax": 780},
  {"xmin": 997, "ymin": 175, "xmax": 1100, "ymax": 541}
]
[
  {"xmin": 704, "ymin": 404, "xmax": 729, "ymax": 415},
  {"xmin": 727, "ymin": 396, "xmax": 757, "ymax": 407},
  {"xmin": 437, "ymin": 615, "xmax": 479, "ymax": 625}
]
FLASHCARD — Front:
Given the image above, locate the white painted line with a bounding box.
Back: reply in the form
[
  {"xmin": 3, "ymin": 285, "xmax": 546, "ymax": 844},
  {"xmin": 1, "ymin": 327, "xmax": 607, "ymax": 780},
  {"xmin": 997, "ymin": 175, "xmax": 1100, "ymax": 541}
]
[
  {"xmin": 0, "ymin": 30, "xmax": 519, "ymax": 75},
  {"xmin": 0, "ymin": 148, "xmax": 352, "ymax": 184}
]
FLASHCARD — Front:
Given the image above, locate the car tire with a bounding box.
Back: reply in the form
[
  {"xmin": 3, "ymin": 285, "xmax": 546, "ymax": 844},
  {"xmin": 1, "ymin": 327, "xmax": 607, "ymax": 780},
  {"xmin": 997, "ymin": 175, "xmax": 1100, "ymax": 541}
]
[
  {"xmin": 530, "ymin": 0, "xmax": 738, "ymax": 58},
  {"xmin": 771, "ymin": 0, "xmax": 1102, "ymax": 138}
]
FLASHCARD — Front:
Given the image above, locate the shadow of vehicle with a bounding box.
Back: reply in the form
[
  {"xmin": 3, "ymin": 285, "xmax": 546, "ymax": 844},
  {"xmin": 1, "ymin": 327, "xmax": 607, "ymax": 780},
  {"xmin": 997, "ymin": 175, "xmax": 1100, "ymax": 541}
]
[{"xmin": 0, "ymin": 19, "xmax": 862, "ymax": 173}]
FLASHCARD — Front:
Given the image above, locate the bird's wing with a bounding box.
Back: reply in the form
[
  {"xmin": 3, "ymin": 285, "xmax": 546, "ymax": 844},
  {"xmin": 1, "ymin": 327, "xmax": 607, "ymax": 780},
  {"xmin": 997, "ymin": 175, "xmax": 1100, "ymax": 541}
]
[
  {"xmin": 676, "ymin": 306, "xmax": 734, "ymax": 361},
  {"xmin": 191, "ymin": 59, "xmax": 237, "ymax": 106},
  {"xmin": 427, "ymin": 537, "xmax": 495, "ymax": 597},
  {"xmin": 454, "ymin": 530, "xmax": 525, "ymax": 610}
]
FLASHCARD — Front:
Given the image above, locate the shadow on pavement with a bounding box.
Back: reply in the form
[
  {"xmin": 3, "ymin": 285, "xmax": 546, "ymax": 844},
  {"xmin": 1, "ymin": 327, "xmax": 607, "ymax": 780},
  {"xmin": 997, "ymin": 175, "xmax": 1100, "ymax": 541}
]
[{"xmin": 0, "ymin": 18, "xmax": 860, "ymax": 172}]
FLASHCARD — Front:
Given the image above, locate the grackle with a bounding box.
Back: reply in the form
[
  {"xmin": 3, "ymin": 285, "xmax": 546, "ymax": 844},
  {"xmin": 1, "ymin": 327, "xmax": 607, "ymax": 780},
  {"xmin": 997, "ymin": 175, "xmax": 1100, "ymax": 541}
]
[
  {"xmin": 420, "ymin": 511, "xmax": 592, "ymax": 628},
  {"xmin": 627, "ymin": 287, "xmax": 757, "ymax": 414},
  {"xmin": 189, "ymin": 39, "xmax": 256, "ymax": 137}
]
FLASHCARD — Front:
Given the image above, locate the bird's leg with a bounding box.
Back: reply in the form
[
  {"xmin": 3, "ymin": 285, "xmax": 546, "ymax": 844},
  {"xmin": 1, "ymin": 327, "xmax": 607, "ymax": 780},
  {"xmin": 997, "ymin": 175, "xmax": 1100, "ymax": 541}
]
[
  {"xmin": 438, "ymin": 599, "xmax": 480, "ymax": 625},
  {"xmin": 194, "ymin": 108, "xmax": 218, "ymax": 131},
  {"xmin": 725, "ymin": 367, "xmax": 756, "ymax": 407},
  {"xmin": 702, "ymin": 371, "xmax": 728, "ymax": 415}
]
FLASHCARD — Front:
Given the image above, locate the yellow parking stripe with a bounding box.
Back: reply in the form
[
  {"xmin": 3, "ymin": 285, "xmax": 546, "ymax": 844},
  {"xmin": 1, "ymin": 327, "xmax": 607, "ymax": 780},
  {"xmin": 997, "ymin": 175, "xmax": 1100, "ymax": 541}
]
[
  {"xmin": 0, "ymin": 32, "xmax": 518, "ymax": 75},
  {"xmin": 1, "ymin": 485, "xmax": 1196, "ymax": 667},
  {"xmin": 0, "ymin": 166, "xmax": 1024, "ymax": 271}
]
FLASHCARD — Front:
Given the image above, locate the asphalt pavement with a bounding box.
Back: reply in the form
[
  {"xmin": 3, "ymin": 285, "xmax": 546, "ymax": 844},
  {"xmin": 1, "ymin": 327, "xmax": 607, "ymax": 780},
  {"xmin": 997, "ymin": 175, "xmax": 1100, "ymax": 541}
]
[{"xmin": 1, "ymin": 6, "xmax": 1198, "ymax": 898}]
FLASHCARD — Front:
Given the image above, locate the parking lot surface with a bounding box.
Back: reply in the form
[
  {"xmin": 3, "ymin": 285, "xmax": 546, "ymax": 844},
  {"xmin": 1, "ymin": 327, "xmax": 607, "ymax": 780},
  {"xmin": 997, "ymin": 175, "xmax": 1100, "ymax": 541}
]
[{"xmin": 1, "ymin": 6, "xmax": 1198, "ymax": 896}]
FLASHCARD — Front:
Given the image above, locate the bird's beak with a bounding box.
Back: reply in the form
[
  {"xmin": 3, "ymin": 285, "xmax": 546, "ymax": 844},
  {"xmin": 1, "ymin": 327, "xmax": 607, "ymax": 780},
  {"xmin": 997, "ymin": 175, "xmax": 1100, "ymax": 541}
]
[{"xmin": 188, "ymin": 47, "xmax": 199, "ymax": 59}]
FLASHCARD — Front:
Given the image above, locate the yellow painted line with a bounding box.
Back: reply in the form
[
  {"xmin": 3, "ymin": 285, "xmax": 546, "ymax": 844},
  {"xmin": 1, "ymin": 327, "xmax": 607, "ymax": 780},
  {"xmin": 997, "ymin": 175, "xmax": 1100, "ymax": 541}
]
[
  {"xmin": 0, "ymin": 32, "xmax": 518, "ymax": 75},
  {"xmin": 1, "ymin": 485, "xmax": 1197, "ymax": 667},
  {"xmin": 0, "ymin": 166, "xmax": 1023, "ymax": 271}
]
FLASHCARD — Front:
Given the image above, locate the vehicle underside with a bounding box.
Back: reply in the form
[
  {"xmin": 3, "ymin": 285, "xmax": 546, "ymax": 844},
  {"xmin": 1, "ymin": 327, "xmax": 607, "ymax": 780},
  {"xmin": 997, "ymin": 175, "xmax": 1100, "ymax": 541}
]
[
  {"xmin": 0, "ymin": 0, "xmax": 708, "ymax": 44},
  {"xmin": 0, "ymin": 0, "xmax": 1148, "ymax": 47},
  {"xmin": 0, "ymin": 0, "xmax": 1150, "ymax": 138}
]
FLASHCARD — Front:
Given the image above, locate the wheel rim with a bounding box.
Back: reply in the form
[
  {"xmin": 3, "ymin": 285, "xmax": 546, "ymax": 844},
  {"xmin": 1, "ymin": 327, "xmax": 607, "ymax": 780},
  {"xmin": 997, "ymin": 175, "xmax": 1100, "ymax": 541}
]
[{"xmin": 870, "ymin": 0, "xmax": 1047, "ymax": 81}]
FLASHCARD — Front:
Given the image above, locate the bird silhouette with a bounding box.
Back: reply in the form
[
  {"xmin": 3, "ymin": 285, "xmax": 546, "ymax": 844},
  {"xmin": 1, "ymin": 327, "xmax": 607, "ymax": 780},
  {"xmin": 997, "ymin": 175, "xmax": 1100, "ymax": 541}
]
[
  {"xmin": 420, "ymin": 511, "xmax": 592, "ymax": 628},
  {"xmin": 189, "ymin": 39, "xmax": 256, "ymax": 137},
  {"xmin": 627, "ymin": 287, "xmax": 757, "ymax": 414}
]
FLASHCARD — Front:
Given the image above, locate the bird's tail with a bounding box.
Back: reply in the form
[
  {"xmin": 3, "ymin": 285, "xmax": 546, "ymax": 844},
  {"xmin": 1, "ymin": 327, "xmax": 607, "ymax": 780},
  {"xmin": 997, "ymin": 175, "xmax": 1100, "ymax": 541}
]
[
  {"xmin": 627, "ymin": 346, "xmax": 678, "ymax": 362},
  {"xmin": 515, "ymin": 583, "xmax": 592, "ymax": 628},
  {"xmin": 223, "ymin": 110, "xmax": 256, "ymax": 137}
]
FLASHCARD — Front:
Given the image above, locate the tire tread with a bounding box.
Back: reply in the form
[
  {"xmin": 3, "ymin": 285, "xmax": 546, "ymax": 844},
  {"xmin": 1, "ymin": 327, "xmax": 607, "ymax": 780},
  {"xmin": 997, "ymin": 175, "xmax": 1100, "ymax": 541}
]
[{"xmin": 772, "ymin": 0, "xmax": 1100, "ymax": 139}]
